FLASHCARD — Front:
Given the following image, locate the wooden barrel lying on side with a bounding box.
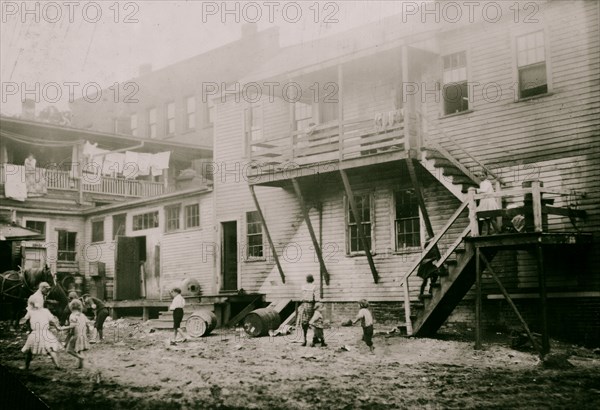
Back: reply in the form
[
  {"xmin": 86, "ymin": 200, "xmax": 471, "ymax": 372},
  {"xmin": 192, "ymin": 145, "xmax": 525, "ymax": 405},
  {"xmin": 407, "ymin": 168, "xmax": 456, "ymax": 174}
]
[
  {"xmin": 243, "ymin": 308, "xmax": 281, "ymax": 337},
  {"xmin": 186, "ymin": 310, "xmax": 217, "ymax": 337}
]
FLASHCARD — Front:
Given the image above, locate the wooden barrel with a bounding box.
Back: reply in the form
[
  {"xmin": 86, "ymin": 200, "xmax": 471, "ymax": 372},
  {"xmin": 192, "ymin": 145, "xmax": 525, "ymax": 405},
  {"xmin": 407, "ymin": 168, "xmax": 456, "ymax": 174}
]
[
  {"xmin": 243, "ymin": 308, "xmax": 281, "ymax": 337},
  {"xmin": 186, "ymin": 310, "xmax": 217, "ymax": 337}
]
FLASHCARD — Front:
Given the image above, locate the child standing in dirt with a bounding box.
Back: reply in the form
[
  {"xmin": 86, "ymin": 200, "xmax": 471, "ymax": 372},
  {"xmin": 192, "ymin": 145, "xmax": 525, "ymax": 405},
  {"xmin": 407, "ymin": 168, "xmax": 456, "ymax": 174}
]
[
  {"xmin": 309, "ymin": 302, "xmax": 327, "ymax": 347},
  {"xmin": 62, "ymin": 299, "xmax": 90, "ymax": 368},
  {"xmin": 21, "ymin": 300, "xmax": 62, "ymax": 370},
  {"xmin": 298, "ymin": 274, "xmax": 319, "ymax": 346},
  {"xmin": 82, "ymin": 295, "xmax": 109, "ymax": 342},
  {"xmin": 352, "ymin": 299, "xmax": 374, "ymax": 353},
  {"xmin": 169, "ymin": 288, "xmax": 188, "ymax": 345}
]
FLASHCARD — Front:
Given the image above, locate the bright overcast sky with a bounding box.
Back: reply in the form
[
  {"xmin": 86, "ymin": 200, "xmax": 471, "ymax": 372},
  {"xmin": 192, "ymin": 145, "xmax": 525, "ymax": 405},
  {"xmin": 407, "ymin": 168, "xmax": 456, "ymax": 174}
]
[{"xmin": 0, "ymin": 1, "xmax": 411, "ymax": 115}]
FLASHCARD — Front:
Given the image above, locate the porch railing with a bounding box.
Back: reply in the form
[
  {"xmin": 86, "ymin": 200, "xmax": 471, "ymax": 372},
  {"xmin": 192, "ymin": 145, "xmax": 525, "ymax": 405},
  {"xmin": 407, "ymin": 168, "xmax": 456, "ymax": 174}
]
[
  {"xmin": 1, "ymin": 164, "xmax": 165, "ymax": 198},
  {"xmin": 249, "ymin": 113, "xmax": 409, "ymax": 168}
]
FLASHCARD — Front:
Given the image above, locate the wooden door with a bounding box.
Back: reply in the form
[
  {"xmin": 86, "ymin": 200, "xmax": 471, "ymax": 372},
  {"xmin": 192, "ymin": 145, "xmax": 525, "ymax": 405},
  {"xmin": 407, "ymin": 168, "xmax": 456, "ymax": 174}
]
[
  {"xmin": 221, "ymin": 221, "xmax": 238, "ymax": 291},
  {"xmin": 115, "ymin": 236, "xmax": 140, "ymax": 300}
]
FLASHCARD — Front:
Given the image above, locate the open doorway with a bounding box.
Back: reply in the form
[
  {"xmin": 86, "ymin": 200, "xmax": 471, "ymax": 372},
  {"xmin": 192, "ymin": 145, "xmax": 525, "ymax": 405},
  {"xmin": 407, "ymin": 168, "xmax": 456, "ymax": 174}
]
[{"xmin": 221, "ymin": 221, "xmax": 238, "ymax": 291}]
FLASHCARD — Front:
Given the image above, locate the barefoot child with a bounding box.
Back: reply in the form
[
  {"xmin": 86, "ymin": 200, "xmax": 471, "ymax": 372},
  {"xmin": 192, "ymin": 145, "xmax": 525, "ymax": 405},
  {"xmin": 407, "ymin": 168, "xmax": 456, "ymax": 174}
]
[
  {"xmin": 298, "ymin": 274, "xmax": 318, "ymax": 346},
  {"xmin": 352, "ymin": 299, "xmax": 374, "ymax": 353},
  {"xmin": 21, "ymin": 301, "xmax": 62, "ymax": 369},
  {"xmin": 63, "ymin": 299, "xmax": 90, "ymax": 368},
  {"xmin": 169, "ymin": 288, "xmax": 188, "ymax": 345},
  {"xmin": 309, "ymin": 302, "xmax": 327, "ymax": 347}
]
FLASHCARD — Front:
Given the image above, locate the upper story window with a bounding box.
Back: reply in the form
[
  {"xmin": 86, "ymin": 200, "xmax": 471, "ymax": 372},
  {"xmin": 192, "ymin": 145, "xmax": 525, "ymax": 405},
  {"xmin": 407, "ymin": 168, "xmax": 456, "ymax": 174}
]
[
  {"xmin": 516, "ymin": 31, "xmax": 548, "ymax": 99},
  {"xmin": 442, "ymin": 51, "xmax": 468, "ymax": 115},
  {"xmin": 395, "ymin": 189, "xmax": 421, "ymax": 250},
  {"xmin": 25, "ymin": 220, "xmax": 46, "ymax": 237},
  {"xmin": 245, "ymin": 105, "xmax": 263, "ymax": 142},
  {"xmin": 186, "ymin": 96, "xmax": 196, "ymax": 130},
  {"xmin": 91, "ymin": 219, "xmax": 104, "ymax": 243},
  {"xmin": 113, "ymin": 214, "xmax": 126, "ymax": 239},
  {"xmin": 246, "ymin": 211, "xmax": 263, "ymax": 258},
  {"xmin": 166, "ymin": 102, "xmax": 175, "ymax": 135},
  {"xmin": 185, "ymin": 204, "xmax": 200, "ymax": 228},
  {"xmin": 206, "ymin": 99, "xmax": 215, "ymax": 126},
  {"xmin": 319, "ymin": 100, "xmax": 338, "ymax": 124},
  {"xmin": 165, "ymin": 204, "xmax": 181, "ymax": 232},
  {"xmin": 130, "ymin": 113, "xmax": 138, "ymax": 136},
  {"xmin": 294, "ymin": 102, "xmax": 313, "ymax": 131},
  {"xmin": 133, "ymin": 211, "xmax": 159, "ymax": 231},
  {"xmin": 346, "ymin": 194, "xmax": 373, "ymax": 254},
  {"xmin": 58, "ymin": 230, "xmax": 77, "ymax": 261},
  {"xmin": 147, "ymin": 107, "xmax": 157, "ymax": 139}
]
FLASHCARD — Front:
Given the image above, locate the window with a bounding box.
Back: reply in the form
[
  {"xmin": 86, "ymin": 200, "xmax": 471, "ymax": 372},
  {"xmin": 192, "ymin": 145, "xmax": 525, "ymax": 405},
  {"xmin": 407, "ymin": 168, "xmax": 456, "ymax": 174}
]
[
  {"xmin": 319, "ymin": 100, "xmax": 338, "ymax": 123},
  {"xmin": 347, "ymin": 194, "xmax": 372, "ymax": 253},
  {"xmin": 58, "ymin": 230, "xmax": 77, "ymax": 261},
  {"xmin": 294, "ymin": 101, "xmax": 313, "ymax": 130},
  {"xmin": 133, "ymin": 211, "xmax": 159, "ymax": 231},
  {"xmin": 206, "ymin": 99, "xmax": 215, "ymax": 126},
  {"xmin": 442, "ymin": 51, "xmax": 468, "ymax": 115},
  {"xmin": 113, "ymin": 214, "xmax": 126, "ymax": 239},
  {"xmin": 186, "ymin": 96, "xmax": 196, "ymax": 130},
  {"xmin": 166, "ymin": 101, "xmax": 175, "ymax": 135},
  {"xmin": 130, "ymin": 113, "xmax": 138, "ymax": 136},
  {"xmin": 91, "ymin": 219, "xmax": 104, "ymax": 243},
  {"xmin": 25, "ymin": 220, "xmax": 46, "ymax": 236},
  {"xmin": 147, "ymin": 107, "xmax": 157, "ymax": 138},
  {"xmin": 245, "ymin": 105, "xmax": 263, "ymax": 142},
  {"xmin": 246, "ymin": 211, "xmax": 263, "ymax": 258},
  {"xmin": 516, "ymin": 31, "xmax": 548, "ymax": 98},
  {"xmin": 185, "ymin": 204, "xmax": 200, "ymax": 228},
  {"xmin": 165, "ymin": 205, "xmax": 181, "ymax": 232},
  {"xmin": 395, "ymin": 190, "xmax": 421, "ymax": 250}
]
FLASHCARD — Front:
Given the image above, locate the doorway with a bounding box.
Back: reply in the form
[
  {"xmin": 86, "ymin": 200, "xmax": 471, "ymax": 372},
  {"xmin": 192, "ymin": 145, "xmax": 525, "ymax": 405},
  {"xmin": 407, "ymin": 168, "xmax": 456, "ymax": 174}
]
[
  {"xmin": 221, "ymin": 221, "xmax": 238, "ymax": 291},
  {"xmin": 115, "ymin": 236, "xmax": 141, "ymax": 300}
]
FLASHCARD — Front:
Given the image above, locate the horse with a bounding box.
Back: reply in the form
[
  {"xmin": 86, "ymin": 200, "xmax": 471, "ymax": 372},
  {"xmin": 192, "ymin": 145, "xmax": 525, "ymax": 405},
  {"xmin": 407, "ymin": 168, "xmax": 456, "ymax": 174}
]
[{"xmin": 0, "ymin": 265, "xmax": 68, "ymax": 330}]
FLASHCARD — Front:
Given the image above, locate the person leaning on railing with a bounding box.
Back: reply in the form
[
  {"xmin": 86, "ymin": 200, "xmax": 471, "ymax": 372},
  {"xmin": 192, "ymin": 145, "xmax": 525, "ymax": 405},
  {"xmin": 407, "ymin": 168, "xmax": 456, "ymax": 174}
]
[{"xmin": 476, "ymin": 172, "xmax": 501, "ymax": 235}]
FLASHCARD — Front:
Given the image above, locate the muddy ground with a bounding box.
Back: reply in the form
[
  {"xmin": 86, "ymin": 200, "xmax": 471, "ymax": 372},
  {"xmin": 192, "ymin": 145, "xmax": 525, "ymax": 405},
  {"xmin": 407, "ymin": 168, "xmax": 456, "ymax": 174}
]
[{"xmin": 0, "ymin": 318, "xmax": 599, "ymax": 409}]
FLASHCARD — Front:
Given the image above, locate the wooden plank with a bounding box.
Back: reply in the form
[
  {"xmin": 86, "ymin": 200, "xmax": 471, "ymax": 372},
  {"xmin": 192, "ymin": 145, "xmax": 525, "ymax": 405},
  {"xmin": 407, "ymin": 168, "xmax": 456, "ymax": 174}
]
[
  {"xmin": 532, "ymin": 181, "xmax": 543, "ymax": 232},
  {"xmin": 467, "ymin": 187, "xmax": 479, "ymax": 237},
  {"xmin": 226, "ymin": 295, "xmax": 263, "ymax": 327},
  {"xmin": 266, "ymin": 298, "xmax": 291, "ymax": 313},
  {"xmin": 406, "ymin": 159, "xmax": 436, "ymax": 248},
  {"xmin": 536, "ymin": 244, "xmax": 550, "ymax": 354},
  {"xmin": 475, "ymin": 248, "xmax": 482, "ymax": 350},
  {"xmin": 339, "ymin": 169, "xmax": 379, "ymax": 283},
  {"xmin": 248, "ymin": 185, "xmax": 286, "ymax": 284},
  {"xmin": 291, "ymin": 178, "xmax": 330, "ymax": 285}
]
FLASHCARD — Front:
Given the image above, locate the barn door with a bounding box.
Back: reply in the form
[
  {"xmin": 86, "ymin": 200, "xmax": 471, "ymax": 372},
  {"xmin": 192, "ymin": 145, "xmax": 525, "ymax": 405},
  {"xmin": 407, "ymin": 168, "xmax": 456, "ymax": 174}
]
[{"xmin": 115, "ymin": 236, "xmax": 140, "ymax": 300}]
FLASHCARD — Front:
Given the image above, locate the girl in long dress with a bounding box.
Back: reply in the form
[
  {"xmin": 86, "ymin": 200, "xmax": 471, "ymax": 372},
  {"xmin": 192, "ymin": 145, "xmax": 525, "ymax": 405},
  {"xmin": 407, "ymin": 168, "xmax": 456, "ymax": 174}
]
[
  {"xmin": 477, "ymin": 173, "xmax": 500, "ymax": 234},
  {"xmin": 63, "ymin": 299, "xmax": 90, "ymax": 368},
  {"xmin": 21, "ymin": 301, "xmax": 62, "ymax": 370},
  {"xmin": 297, "ymin": 274, "xmax": 318, "ymax": 346}
]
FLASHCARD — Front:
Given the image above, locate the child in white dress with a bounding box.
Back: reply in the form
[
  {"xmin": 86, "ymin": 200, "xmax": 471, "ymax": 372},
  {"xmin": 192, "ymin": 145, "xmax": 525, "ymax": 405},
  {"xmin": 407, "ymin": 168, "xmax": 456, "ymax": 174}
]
[
  {"xmin": 21, "ymin": 301, "xmax": 62, "ymax": 369},
  {"xmin": 63, "ymin": 299, "xmax": 90, "ymax": 368}
]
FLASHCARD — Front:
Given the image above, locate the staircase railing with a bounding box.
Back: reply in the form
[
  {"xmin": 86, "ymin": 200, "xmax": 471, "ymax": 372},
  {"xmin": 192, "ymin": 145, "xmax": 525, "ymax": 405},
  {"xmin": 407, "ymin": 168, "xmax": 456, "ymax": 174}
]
[
  {"xmin": 417, "ymin": 111, "xmax": 504, "ymax": 186},
  {"xmin": 400, "ymin": 199, "xmax": 470, "ymax": 335}
]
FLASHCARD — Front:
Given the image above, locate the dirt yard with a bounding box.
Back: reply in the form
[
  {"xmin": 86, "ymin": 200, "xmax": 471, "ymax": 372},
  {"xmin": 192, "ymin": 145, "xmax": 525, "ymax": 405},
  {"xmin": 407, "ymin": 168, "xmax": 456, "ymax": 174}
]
[{"xmin": 0, "ymin": 318, "xmax": 599, "ymax": 409}]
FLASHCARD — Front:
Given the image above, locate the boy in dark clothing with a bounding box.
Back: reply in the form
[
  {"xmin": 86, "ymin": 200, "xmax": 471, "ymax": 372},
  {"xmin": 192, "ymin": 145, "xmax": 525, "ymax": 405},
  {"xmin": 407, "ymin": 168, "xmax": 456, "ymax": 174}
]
[{"xmin": 83, "ymin": 295, "xmax": 109, "ymax": 342}]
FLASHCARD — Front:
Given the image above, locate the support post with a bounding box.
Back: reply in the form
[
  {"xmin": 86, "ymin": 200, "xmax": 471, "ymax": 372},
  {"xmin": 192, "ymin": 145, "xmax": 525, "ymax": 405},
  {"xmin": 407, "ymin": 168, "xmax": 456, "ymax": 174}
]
[
  {"xmin": 291, "ymin": 178, "xmax": 330, "ymax": 285},
  {"xmin": 468, "ymin": 187, "xmax": 479, "ymax": 237},
  {"xmin": 532, "ymin": 181, "xmax": 543, "ymax": 232},
  {"xmin": 475, "ymin": 247, "xmax": 482, "ymax": 349},
  {"xmin": 339, "ymin": 169, "xmax": 379, "ymax": 283},
  {"xmin": 536, "ymin": 244, "xmax": 550, "ymax": 354},
  {"xmin": 337, "ymin": 64, "xmax": 344, "ymax": 162},
  {"xmin": 406, "ymin": 158, "xmax": 439, "ymax": 257},
  {"xmin": 401, "ymin": 45, "xmax": 412, "ymax": 151},
  {"xmin": 403, "ymin": 277, "xmax": 413, "ymax": 335},
  {"xmin": 248, "ymin": 185, "xmax": 285, "ymax": 283},
  {"xmin": 479, "ymin": 252, "xmax": 542, "ymax": 355}
]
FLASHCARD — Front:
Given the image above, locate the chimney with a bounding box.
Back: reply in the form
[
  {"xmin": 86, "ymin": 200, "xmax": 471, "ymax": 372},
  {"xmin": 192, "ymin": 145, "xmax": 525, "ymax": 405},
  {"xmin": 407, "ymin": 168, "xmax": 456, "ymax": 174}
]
[
  {"xmin": 139, "ymin": 63, "xmax": 152, "ymax": 76},
  {"xmin": 241, "ymin": 23, "xmax": 258, "ymax": 39},
  {"xmin": 22, "ymin": 99, "xmax": 35, "ymax": 120}
]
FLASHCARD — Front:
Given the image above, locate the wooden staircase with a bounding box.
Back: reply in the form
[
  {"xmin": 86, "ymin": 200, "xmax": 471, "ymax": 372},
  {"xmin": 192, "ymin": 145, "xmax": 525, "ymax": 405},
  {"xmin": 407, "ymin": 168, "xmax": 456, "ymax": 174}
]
[{"xmin": 420, "ymin": 148, "xmax": 480, "ymax": 198}]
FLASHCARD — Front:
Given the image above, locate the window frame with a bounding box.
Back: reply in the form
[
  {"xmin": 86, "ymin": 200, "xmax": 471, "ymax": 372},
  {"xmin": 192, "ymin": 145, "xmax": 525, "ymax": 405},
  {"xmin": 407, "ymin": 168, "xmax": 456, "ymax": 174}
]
[
  {"xmin": 130, "ymin": 113, "xmax": 138, "ymax": 136},
  {"xmin": 511, "ymin": 27, "xmax": 553, "ymax": 101},
  {"xmin": 205, "ymin": 98, "xmax": 215, "ymax": 127},
  {"xmin": 165, "ymin": 101, "xmax": 176, "ymax": 136},
  {"xmin": 393, "ymin": 189, "xmax": 422, "ymax": 251},
  {"xmin": 293, "ymin": 101, "xmax": 314, "ymax": 131},
  {"xmin": 184, "ymin": 203, "xmax": 200, "ymax": 229},
  {"xmin": 147, "ymin": 107, "xmax": 157, "ymax": 139},
  {"xmin": 441, "ymin": 51, "xmax": 470, "ymax": 116},
  {"xmin": 57, "ymin": 230, "xmax": 77, "ymax": 262},
  {"xmin": 345, "ymin": 192, "xmax": 375, "ymax": 255},
  {"xmin": 164, "ymin": 204, "xmax": 181, "ymax": 233},
  {"xmin": 132, "ymin": 211, "xmax": 159, "ymax": 231},
  {"xmin": 246, "ymin": 210, "xmax": 264, "ymax": 260},
  {"xmin": 91, "ymin": 218, "xmax": 105, "ymax": 243},
  {"xmin": 185, "ymin": 96, "xmax": 196, "ymax": 131},
  {"xmin": 112, "ymin": 213, "xmax": 126, "ymax": 239},
  {"xmin": 23, "ymin": 218, "xmax": 48, "ymax": 242}
]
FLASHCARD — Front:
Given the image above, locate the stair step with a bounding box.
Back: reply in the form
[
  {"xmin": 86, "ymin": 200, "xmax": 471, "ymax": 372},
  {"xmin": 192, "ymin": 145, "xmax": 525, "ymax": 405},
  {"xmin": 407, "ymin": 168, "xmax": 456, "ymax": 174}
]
[
  {"xmin": 451, "ymin": 175, "xmax": 476, "ymax": 184},
  {"xmin": 423, "ymin": 150, "xmax": 445, "ymax": 161},
  {"xmin": 442, "ymin": 167, "xmax": 467, "ymax": 177}
]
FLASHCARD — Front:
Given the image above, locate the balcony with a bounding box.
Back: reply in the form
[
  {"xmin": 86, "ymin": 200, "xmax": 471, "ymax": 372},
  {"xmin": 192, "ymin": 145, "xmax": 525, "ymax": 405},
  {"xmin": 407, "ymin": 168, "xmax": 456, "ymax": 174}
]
[
  {"xmin": 0, "ymin": 164, "xmax": 166, "ymax": 199},
  {"xmin": 249, "ymin": 112, "xmax": 414, "ymax": 174}
]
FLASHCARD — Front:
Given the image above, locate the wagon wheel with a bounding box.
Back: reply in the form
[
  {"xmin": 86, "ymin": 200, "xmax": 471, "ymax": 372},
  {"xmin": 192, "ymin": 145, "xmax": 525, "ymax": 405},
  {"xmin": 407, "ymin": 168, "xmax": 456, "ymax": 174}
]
[{"xmin": 61, "ymin": 275, "xmax": 76, "ymax": 294}]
